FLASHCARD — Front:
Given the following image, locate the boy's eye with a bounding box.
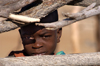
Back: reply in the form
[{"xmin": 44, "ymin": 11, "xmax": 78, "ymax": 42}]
[
  {"xmin": 22, "ymin": 36, "xmax": 29, "ymax": 39},
  {"xmin": 22, "ymin": 36, "xmax": 34, "ymax": 40},
  {"xmin": 42, "ymin": 35, "xmax": 51, "ymax": 38}
]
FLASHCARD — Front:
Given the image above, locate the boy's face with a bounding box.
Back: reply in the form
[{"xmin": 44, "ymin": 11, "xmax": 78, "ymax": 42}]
[{"xmin": 19, "ymin": 11, "xmax": 62, "ymax": 56}]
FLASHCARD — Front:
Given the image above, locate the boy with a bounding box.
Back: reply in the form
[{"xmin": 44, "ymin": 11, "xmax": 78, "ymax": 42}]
[{"xmin": 9, "ymin": 10, "xmax": 64, "ymax": 57}]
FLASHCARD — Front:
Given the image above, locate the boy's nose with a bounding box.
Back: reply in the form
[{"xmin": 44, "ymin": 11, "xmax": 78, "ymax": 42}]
[{"xmin": 32, "ymin": 39, "xmax": 43, "ymax": 49}]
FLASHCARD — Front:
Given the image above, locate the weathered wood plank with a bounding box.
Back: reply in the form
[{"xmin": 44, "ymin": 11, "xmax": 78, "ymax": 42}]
[
  {"xmin": 1, "ymin": 0, "xmax": 100, "ymax": 33},
  {"xmin": 0, "ymin": 52, "xmax": 100, "ymax": 66},
  {"xmin": 0, "ymin": 0, "xmax": 71, "ymax": 33}
]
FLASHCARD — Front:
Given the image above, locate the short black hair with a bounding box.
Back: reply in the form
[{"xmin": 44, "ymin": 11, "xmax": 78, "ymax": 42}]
[
  {"xmin": 40, "ymin": 10, "xmax": 58, "ymax": 23},
  {"xmin": 21, "ymin": 10, "xmax": 58, "ymax": 29}
]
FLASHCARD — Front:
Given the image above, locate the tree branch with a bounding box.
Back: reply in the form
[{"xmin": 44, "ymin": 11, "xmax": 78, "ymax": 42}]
[
  {"xmin": 9, "ymin": 13, "xmax": 40, "ymax": 23},
  {"xmin": 0, "ymin": 0, "xmax": 37, "ymax": 18},
  {"xmin": 73, "ymin": 0, "xmax": 100, "ymax": 7},
  {"xmin": 36, "ymin": 3, "xmax": 100, "ymax": 30},
  {"xmin": 1, "ymin": 0, "xmax": 100, "ymax": 33},
  {"xmin": 0, "ymin": 0, "xmax": 71, "ymax": 33},
  {"xmin": 0, "ymin": 52, "xmax": 100, "ymax": 66}
]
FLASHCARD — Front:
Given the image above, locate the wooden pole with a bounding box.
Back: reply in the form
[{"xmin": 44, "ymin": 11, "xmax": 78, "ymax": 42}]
[
  {"xmin": 1, "ymin": 52, "xmax": 100, "ymax": 66},
  {"xmin": 96, "ymin": 15, "xmax": 100, "ymax": 51},
  {"xmin": 71, "ymin": 6, "xmax": 81, "ymax": 53}
]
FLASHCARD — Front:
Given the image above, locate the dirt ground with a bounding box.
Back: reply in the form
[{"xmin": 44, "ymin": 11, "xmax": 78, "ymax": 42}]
[{"xmin": 0, "ymin": 5, "xmax": 98, "ymax": 58}]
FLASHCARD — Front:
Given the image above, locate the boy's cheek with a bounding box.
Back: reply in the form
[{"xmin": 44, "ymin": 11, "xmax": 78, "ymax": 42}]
[{"xmin": 45, "ymin": 43, "xmax": 57, "ymax": 51}]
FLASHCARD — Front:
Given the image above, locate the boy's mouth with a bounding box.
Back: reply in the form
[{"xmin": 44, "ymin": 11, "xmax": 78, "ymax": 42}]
[{"xmin": 31, "ymin": 52, "xmax": 46, "ymax": 56}]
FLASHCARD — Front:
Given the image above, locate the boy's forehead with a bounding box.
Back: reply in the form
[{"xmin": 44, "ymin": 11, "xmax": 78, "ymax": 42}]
[
  {"xmin": 20, "ymin": 25, "xmax": 56, "ymax": 35},
  {"xmin": 21, "ymin": 24, "xmax": 44, "ymax": 35}
]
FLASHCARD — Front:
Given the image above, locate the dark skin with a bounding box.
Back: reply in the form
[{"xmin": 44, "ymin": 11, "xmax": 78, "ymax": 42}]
[{"xmin": 19, "ymin": 10, "xmax": 62, "ymax": 56}]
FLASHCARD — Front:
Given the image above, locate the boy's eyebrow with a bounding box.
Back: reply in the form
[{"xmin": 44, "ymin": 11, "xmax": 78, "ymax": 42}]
[
  {"xmin": 21, "ymin": 31, "xmax": 51, "ymax": 36},
  {"xmin": 40, "ymin": 31, "xmax": 51, "ymax": 35}
]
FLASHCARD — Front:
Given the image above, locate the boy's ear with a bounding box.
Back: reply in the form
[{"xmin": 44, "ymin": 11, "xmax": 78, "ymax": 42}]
[
  {"xmin": 19, "ymin": 29, "xmax": 21, "ymax": 34},
  {"xmin": 19, "ymin": 29, "xmax": 22, "ymax": 35},
  {"xmin": 19, "ymin": 29, "xmax": 23, "ymax": 40},
  {"xmin": 57, "ymin": 28, "xmax": 62, "ymax": 43}
]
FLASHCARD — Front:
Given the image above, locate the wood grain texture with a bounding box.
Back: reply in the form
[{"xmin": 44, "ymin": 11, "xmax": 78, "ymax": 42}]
[
  {"xmin": 0, "ymin": 52, "xmax": 100, "ymax": 66},
  {"xmin": 0, "ymin": 0, "xmax": 100, "ymax": 33},
  {"xmin": 0, "ymin": 0, "xmax": 71, "ymax": 33}
]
